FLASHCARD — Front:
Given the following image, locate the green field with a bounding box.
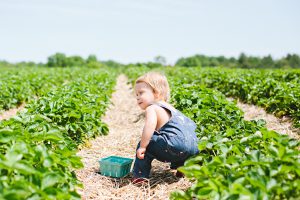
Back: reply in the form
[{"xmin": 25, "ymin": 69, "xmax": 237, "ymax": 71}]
[{"xmin": 0, "ymin": 65, "xmax": 299, "ymax": 199}]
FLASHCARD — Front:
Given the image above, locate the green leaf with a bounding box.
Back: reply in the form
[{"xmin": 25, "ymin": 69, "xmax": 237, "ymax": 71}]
[
  {"xmin": 14, "ymin": 161, "xmax": 38, "ymax": 174},
  {"xmin": 41, "ymin": 173, "xmax": 64, "ymax": 190},
  {"xmin": 0, "ymin": 129, "xmax": 15, "ymax": 143}
]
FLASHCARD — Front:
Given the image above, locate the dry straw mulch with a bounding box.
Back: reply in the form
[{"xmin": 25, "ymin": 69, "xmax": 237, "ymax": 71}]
[
  {"xmin": 0, "ymin": 103, "xmax": 25, "ymax": 121},
  {"xmin": 75, "ymin": 75, "xmax": 191, "ymax": 200},
  {"xmin": 227, "ymin": 98, "xmax": 299, "ymax": 140}
]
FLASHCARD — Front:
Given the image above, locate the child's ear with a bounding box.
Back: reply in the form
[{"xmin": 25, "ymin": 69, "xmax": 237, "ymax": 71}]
[{"xmin": 154, "ymin": 90, "xmax": 160, "ymax": 99}]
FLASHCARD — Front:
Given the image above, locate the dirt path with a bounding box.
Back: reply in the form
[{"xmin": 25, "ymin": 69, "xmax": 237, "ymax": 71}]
[
  {"xmin": 75, "ymin": 75, "xmax": 191, "ymax": 200},
  {"xmin": 0, "ymin": 103, "xmax": 25, "ymax": 121},
  {"xmin": 228, "ymin": 98, "xmax": 299, "ymax": 140}
]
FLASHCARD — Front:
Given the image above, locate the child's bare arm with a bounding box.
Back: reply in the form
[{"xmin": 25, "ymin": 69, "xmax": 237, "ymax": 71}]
[{"xmin": 140, "ymin": 105, "xmax": 157, "ymax": 149}]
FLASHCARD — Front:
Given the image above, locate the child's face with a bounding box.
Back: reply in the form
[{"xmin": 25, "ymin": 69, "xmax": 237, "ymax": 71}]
[{"xmin": 135, "ymin": 82, "xmax": 157, "ymax": 110}]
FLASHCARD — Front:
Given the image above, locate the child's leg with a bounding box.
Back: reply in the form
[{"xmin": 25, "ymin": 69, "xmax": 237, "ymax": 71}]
[
  {"xmin": 132, "ymin": 142, "xmax": 154, "ymax": 178},
  {"xmin": 170, "ymin": 161, "xmax": 185, "ymax": 170},
  {"xmin": 170, "ymin": 148, "xmax": 199, "ymax": 170},
  {"xmin": 133, "ymin": 134, "xmax": 170, "ymax": 178}
]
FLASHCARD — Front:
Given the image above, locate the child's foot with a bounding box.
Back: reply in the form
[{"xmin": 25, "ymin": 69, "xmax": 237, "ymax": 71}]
[
  {"xmin": 175, "ymin": 170, "xmax": 184, "ymax": 178},
  {"xmin": 131, "ymin": 177, "xmax": 148, "ymax": 185}
]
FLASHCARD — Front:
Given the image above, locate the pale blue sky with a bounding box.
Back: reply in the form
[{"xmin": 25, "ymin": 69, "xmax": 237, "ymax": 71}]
[{"xmin": 1, "ymin": 0, "xmax": 299, "ymax": 64}]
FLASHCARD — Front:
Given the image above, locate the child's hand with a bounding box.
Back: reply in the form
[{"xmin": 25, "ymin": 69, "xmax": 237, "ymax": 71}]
[{"xmin": 137, "ymin": 147, "xmax": 146, "ymax": 159}]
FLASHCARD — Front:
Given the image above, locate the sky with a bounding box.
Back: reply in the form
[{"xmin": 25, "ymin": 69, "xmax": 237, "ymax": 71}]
[{"xmin": 0, "ymin": 0, "xmax": 300, "ymax": 65}]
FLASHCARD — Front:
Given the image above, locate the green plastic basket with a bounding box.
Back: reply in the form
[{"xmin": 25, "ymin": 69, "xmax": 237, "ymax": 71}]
[{"xmin": 99, "ymin": 156, "xmax": 134, "ymax": 178}]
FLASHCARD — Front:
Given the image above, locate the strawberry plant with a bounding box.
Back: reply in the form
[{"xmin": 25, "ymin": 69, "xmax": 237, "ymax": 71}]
[{"xmin": 0, "ymin": 68, "xmax": 117, "ymax": 199}]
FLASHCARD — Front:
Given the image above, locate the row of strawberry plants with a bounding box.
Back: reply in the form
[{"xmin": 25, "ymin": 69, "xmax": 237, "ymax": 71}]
[
  {"xmin": 168, "ymin": 78, "xmax": 300, "ymax": 199},
  {"xmin": 166, "ymin": 67, "xmax": 300, "ymax": 128},
  {"xmin": 0, "ymin": 68, "xmax": 117, "ymax": 199},
  {"xmin": 0, "ymin": 67, "xmax": 79, "ymax": 111}
]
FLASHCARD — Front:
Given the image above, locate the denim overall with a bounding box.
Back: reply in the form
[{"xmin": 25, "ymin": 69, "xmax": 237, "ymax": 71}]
[{"xmin": 133, "ymin": 102, "xmax": 199, "ymax": 178}]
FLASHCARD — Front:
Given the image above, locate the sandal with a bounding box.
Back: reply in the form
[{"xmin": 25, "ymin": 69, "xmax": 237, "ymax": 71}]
[{"xmin": 131, "ymin": 177, "xmax": 148, "ymax": 185}]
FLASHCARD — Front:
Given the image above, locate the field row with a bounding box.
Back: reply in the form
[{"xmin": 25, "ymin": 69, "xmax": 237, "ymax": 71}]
[
  {"xmin": 0, "ymin": 67, "xmax": 83, "ymax": 111},
  {"xmin": 167, "ymin": 67, "xmax": 300, "ymax": 128},
  {"xmin": 168, "ymin": 76, "xmax": 300, "ymax": 199},
  {"xmin": 0, "ymin": 68, "xmax": 116, "ymax": 199}
]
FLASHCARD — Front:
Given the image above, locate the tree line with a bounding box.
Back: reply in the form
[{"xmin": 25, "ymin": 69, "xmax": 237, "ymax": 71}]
[
  {"xmin": 175, "ymin": 53, "xmax": 300, "ymax": 68},
  {"xmin": 1, "ymin": 52, "xmax": 300, "ymax": 68},
  {"xmin": 0, "ymin": 53, "xmax": 121, "ymax": 68},
  {"xmin": 46, "ymin": 53, "xmax": 120, "ymax": 68}
]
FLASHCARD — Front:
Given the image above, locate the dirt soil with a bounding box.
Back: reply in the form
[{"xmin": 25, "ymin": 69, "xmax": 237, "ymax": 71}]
[{"xmin": 75, "ymin": 75, "xmax": 191, "ymax": 200}]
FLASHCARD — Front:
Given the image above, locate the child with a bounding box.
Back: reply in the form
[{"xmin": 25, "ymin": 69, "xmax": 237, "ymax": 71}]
[{"xmin": 132, "ymin": 72, "xmax": 199, "ymax": 184}]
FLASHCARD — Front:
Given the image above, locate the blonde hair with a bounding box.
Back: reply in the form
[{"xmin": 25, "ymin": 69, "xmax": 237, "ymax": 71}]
[{"xmin": 135, "ymin": 72, "xmax": 170, "ymax": 102}]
